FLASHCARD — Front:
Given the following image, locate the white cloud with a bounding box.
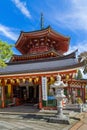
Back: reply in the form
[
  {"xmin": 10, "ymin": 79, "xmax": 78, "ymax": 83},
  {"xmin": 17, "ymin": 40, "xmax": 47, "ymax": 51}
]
[
  {"xmin": 12, "ymin": 0, "xmax": 31, "ymax": 18},
  {"xmin": 0, "ymin": 24, "xmax": 18, "ymax": 41},
  {"xmin": 65, "ymin": 41, "xmax": 87, "ymax": 55},
  {"xmin": 46, "ymin": 0, "xmax": 87, "ymax": 31},
  {"xmin": 67, "ymin": 0, "xmax": 87, "ymax": 31}
]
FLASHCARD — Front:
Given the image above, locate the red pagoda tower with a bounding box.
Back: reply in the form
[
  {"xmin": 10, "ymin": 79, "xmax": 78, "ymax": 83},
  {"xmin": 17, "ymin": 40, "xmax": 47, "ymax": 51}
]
[
  {"xmin": 11, "ymin": 26, "xmax": 70, "ymax": 62},
  {"xmin": 0, "ymin": 25, "xmax": 86, "ymax": 109}
]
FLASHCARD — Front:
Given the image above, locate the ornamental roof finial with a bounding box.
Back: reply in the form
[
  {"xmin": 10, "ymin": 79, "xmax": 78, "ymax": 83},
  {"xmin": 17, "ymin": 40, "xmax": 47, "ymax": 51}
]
[{"xmin": 41, "ymin": 13, "xmax": 44, "ymax": 30}]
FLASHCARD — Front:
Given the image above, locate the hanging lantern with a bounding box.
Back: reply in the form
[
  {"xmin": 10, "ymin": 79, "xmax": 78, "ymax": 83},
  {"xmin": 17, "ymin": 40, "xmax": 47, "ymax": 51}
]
[
  {"xmin": 66, "ymin": 75, "xmax": 69, "ymax": 80},
  {"xmin": 4, "ymin": 79, "xmax": 7, "ymax": 85},
  {"xmin": 29, "ymin": 77, "xmax": 32, "ymax": 82},
  {"xmin": 11, "ymin": 79, "xmax": 15, "ymax": 84},
  {"xmin": 23, "ymin": 78, "xmax": 25, "ymax": 83},
  {"xmin": 36, "ymin": 77, "xmax": 39, "ymax": 82},
  {"xmin": 16, "ymin": 79, "xmax": 20, "ymax": 84}
]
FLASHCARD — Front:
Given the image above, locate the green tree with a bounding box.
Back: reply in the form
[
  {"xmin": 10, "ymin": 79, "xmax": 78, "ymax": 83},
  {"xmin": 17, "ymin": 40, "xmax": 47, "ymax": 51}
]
[
  {"xmin": 0, "ymin": 40, "xmax": 13, "ymax": 67},
  {"xmin": 76, "ymin": 69, "xmax": 83, "ymax": 80},
  {"xmin": 78, "ymin": 51, "xmax": 87, "ymax": 74}
]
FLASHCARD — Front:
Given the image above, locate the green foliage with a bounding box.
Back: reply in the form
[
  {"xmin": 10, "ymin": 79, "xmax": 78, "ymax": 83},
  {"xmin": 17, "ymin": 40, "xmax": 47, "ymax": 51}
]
[
  {"xmin": 83, "ymin": 60, "xmax": 87, "ymax": 74},
  {"xmin": 76, "ymin": 97, "xmax": 83, "ymax": 104},
  {"xmin": 79, "ymin": 51, "xmax": 87, "ymax": 74},
  {"xmin": 0, "ymin": 40, "xmax": 13, "ymax": 67},
  {"xmin": 76, "ymin": 69, "xmax": 83, "ymax": 80}
]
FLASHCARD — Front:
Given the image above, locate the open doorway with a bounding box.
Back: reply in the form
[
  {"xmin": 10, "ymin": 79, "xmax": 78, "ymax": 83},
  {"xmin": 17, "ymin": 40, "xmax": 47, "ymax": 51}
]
[
  {"xmin": 28, "ymin": 85, "xmax": 39, "ymax": 104},
  {"xmin": 13, "ymin": 85, "xmax": 39, "ymax": 105}
]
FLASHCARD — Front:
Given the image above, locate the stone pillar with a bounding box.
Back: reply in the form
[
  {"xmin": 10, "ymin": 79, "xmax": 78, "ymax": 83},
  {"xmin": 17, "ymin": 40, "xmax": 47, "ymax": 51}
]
[{"xmin": 57, "ymin": 100, "xmax": 63, "ymax": 116}]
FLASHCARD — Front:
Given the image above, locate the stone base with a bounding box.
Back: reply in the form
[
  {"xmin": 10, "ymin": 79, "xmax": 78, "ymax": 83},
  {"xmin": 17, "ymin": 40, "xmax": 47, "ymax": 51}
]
[{"xmin": 47, "ymin": 115, "xmax": 70, "ymax": 124}]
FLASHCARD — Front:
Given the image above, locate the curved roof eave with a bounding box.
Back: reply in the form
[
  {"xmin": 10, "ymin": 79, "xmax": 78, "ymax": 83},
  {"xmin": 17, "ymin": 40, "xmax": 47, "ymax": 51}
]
[
  {"xmin": 49, "ymin": 26, "xmax": 70, "ymax": 40},
  {"xmin": 15, "ymin": 31, "xmax": 24, "ymax": 47},
  {"xmin": 9, "ymin": 49, "xmax": 78, "ymax": 64},
  {"xmin": 15, "ymin": 26, "xmax": 70, "ymax": 48}
]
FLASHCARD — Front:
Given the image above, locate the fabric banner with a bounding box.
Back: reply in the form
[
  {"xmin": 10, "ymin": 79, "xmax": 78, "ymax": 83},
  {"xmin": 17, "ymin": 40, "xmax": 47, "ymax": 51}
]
[{"xmin": 42, "ymin": 77, "xmax": 47, "ymax": 101}]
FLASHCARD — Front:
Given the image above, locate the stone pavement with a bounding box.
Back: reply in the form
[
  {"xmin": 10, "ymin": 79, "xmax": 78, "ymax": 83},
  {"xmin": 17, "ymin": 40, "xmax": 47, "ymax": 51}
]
[
  {"xmin": 0, "ymin": 113, "xmax": 79, "ymax": 130},
  {"xmin": 0, "ymin": 105, "xmax": 39, "ymax": 114},
  {"xmin": 0, "ymin": 105, "xmax": 87, "ymax": 130},
  {"xmin": 0, "ymin": 118, "xmax": 69, "ymax": 130},
  {"xmin": 69, "ymin": 112, "xmax": 87, "ymax": 130}
]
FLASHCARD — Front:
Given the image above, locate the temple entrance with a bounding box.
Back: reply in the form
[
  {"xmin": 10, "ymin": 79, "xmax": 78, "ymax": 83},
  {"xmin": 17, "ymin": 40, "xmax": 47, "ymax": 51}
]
[
  {"xmin": 27, "ymin": 85, "xmax": 39, "ymax": 104},
  {"xmin": 29, "ymin": 86, "xmax": 34, "ymax": 102},
  {"xmin": 13, "ymin": 84, "xmax": 39, "ymax": 105}
]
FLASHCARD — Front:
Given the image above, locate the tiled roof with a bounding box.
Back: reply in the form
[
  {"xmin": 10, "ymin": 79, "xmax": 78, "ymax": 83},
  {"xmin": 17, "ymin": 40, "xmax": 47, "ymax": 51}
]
[
  {"xmin": 0, "ymin": 58, "xmax": 83, "ymax": 75},
  {"xmin": 10, "ymin": 49, "xmax": 77, "ymax": 63},
  {"xmin": 15, "ymin": 26, "xmax": 70, "ymax": 55}
]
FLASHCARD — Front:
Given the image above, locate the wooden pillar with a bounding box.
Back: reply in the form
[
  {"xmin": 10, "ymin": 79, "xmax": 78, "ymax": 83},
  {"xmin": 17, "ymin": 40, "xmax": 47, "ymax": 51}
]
[
  {"xmin": 84, "ymin": 84, "xmax": 85, "ymax": 103},
  {"xmin": 34, "ymin": 85, "xmax": 36, "ymax": 98},
  {"xmin": 26, "ymin": 85, "xmax": 29, "ymax": 98},
  {"xmin": 39, "ymin": 77, "xmax": 42, "ymax": 109},
  {"xmin": 81, "ymin": 83, "xmax": 85, "ymax": 103},
  {"xmin": 1, "ymin": 80, "xmax": 5, "ymax": 108},
  {"xmin": 68, "ymin": 81, "xmax": 71, "ymax": 94},
  {"xmin": 11, "ymin": 84, "xmax": 13, "ymax": 98}
]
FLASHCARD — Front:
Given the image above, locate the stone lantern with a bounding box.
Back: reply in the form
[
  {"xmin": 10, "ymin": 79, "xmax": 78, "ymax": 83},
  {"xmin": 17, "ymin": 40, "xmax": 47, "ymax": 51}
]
[{"xmin": 48, "ymin": 74, "xmax": 70, "ymax": 124}]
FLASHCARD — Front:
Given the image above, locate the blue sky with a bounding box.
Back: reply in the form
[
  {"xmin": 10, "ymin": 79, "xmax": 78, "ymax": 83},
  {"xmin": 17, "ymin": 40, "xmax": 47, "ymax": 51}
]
[{"xmin": 0, "ymin": 0, "xmax": 87, "ymax": 55}]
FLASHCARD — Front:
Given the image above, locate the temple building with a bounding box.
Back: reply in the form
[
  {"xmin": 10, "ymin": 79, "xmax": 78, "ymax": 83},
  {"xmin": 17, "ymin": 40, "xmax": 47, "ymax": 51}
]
[{"xmin": 0, "ymin": 26, "xmax": 87, "ymax": 109}]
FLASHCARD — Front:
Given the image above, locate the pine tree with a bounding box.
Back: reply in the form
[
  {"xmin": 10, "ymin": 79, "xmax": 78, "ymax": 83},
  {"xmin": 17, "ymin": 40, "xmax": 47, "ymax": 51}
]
[
  {"xmin": 79, "ymin": 51, "xmax": 87, "ymax": 74},
  {"xmin": 76, "ymin": 69, "xmax": 83, "ymax": 79}
]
